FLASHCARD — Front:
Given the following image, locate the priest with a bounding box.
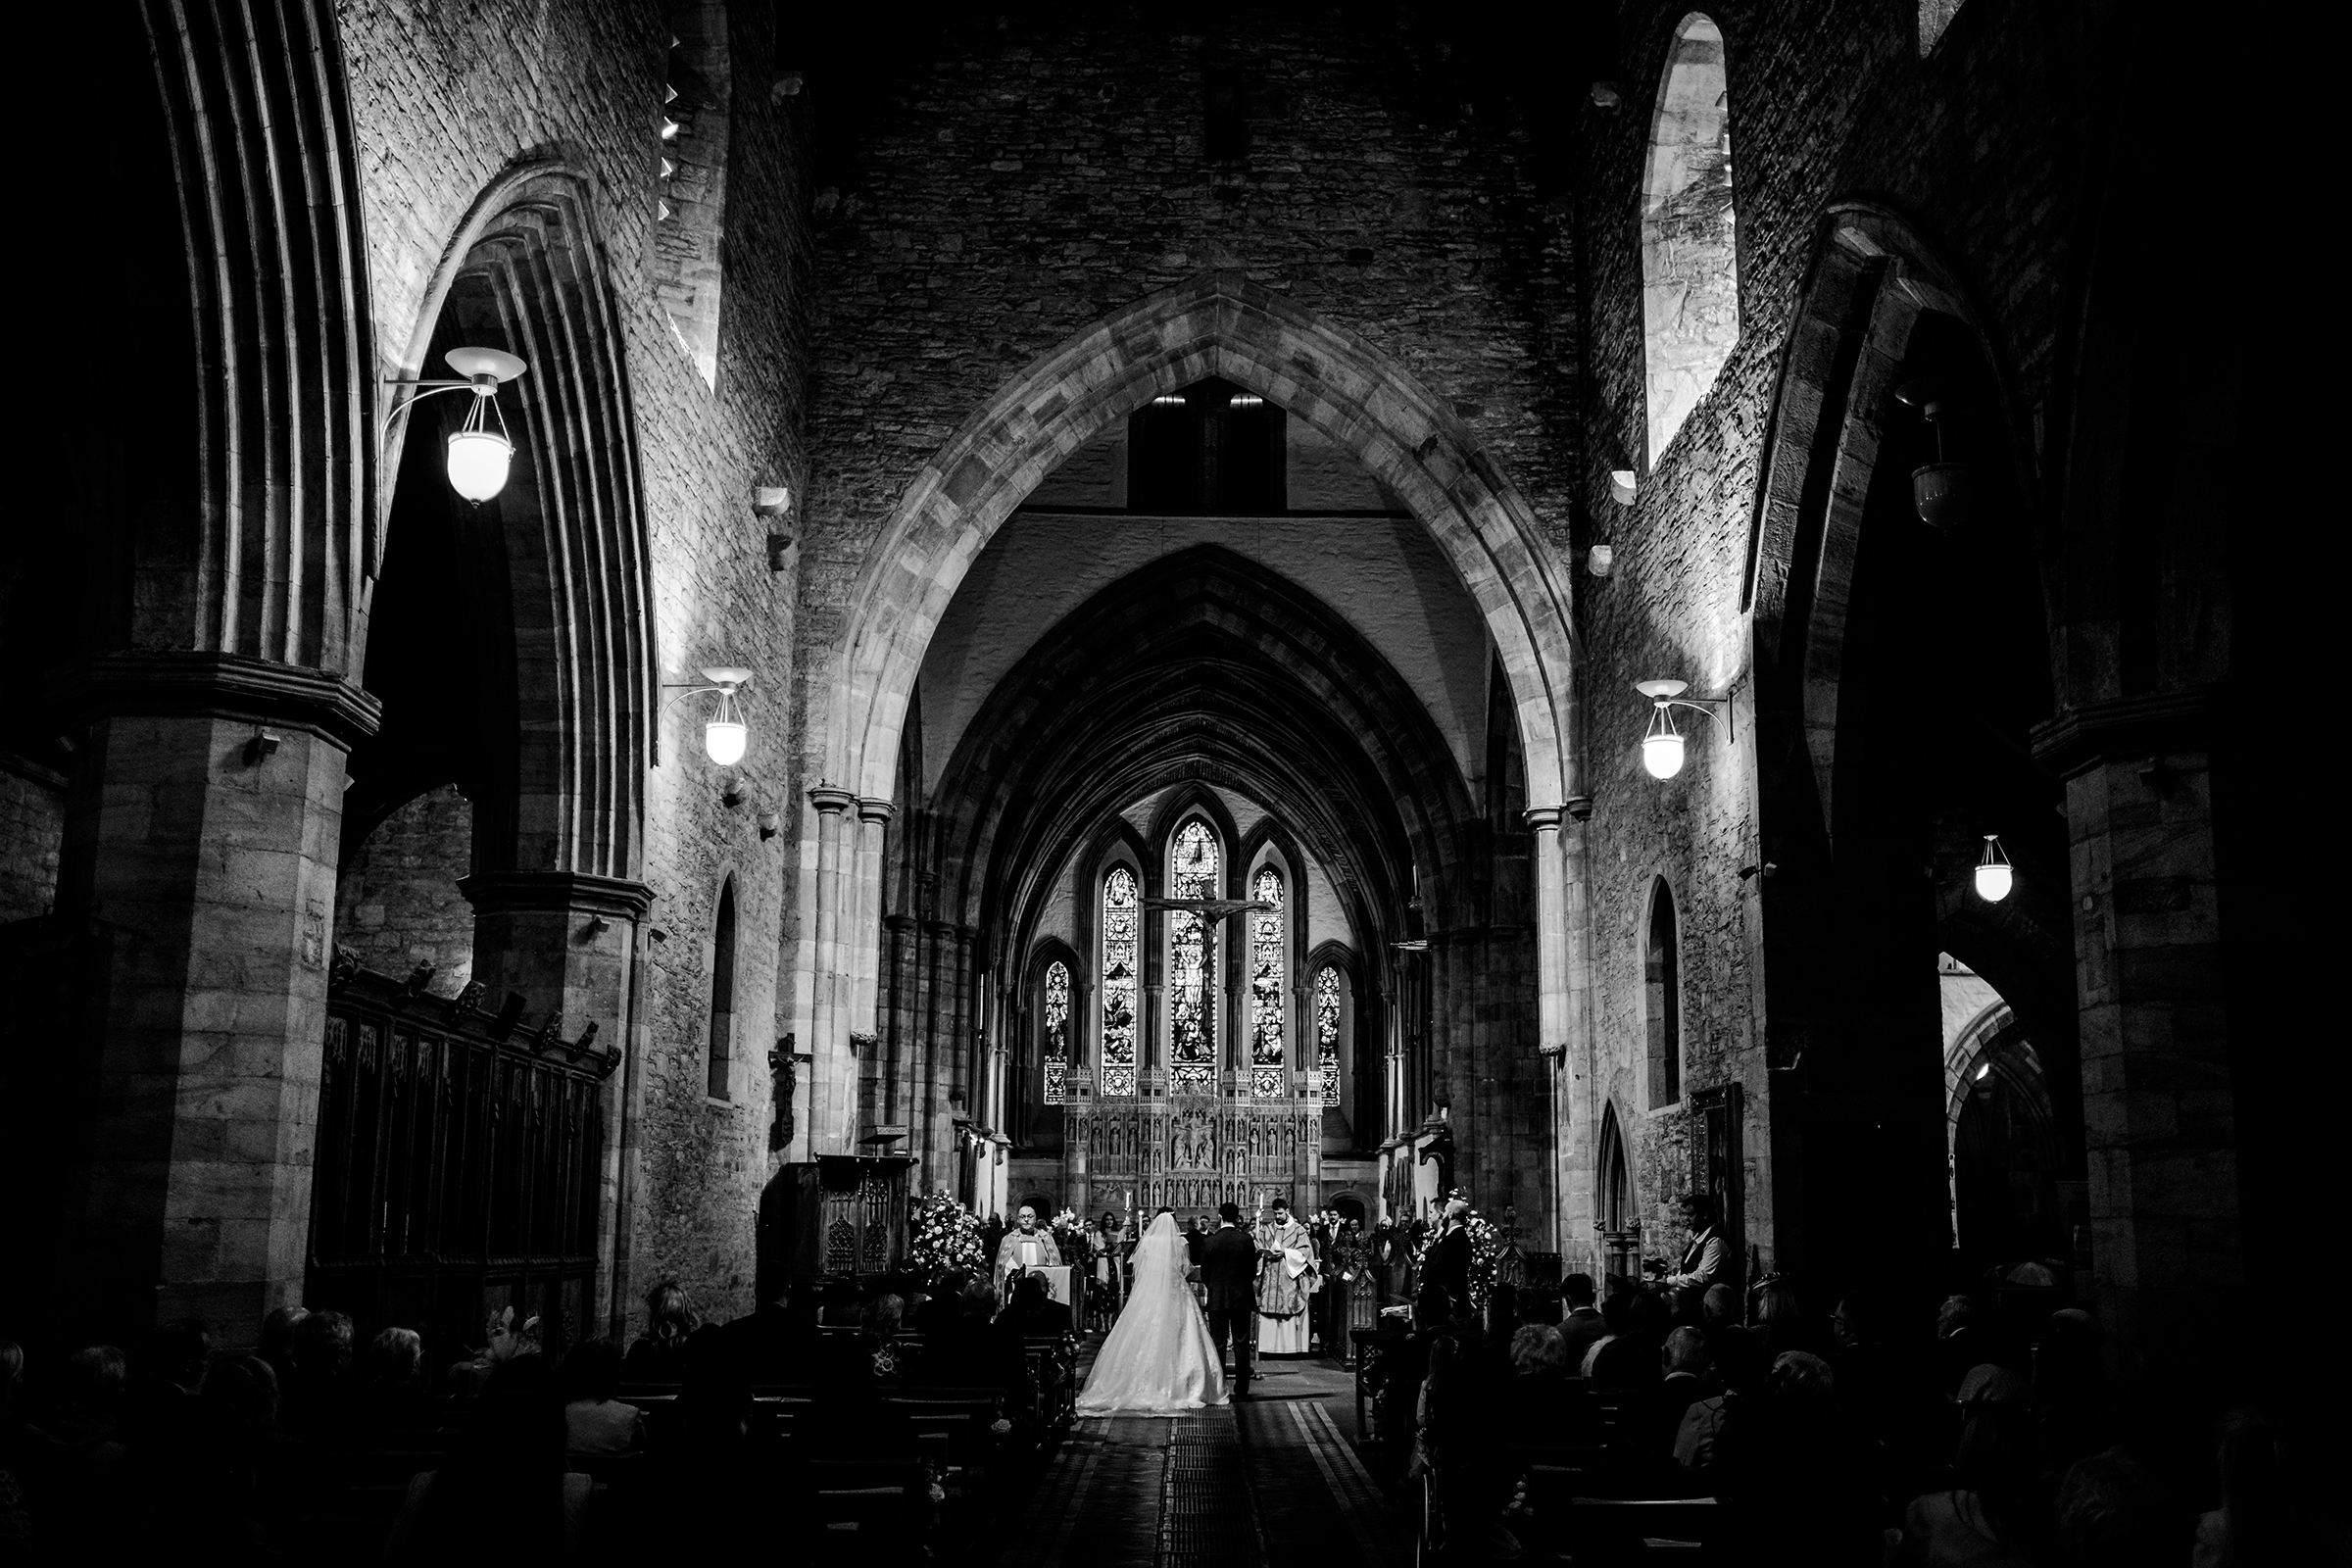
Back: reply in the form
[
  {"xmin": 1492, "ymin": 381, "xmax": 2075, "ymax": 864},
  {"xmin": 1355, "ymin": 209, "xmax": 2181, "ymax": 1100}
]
[
  {"xmin": 992, "ymin": 1204, "xmax": 1063, "ymax": 1297},
  {"xmin": 1253, "ymin": 1197, "xmax": 1318, "ymax": 1355}
]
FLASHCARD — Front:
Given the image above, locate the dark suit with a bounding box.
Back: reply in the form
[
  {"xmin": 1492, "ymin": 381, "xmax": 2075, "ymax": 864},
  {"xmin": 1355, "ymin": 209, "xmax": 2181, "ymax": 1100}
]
[
  {"xmin": 1200, "ymin": 1223, "xmax": 1261, "ymax": 1391},
  {"xmin": 1424, "ymin": 1227, "xmax": 1472, "ymax": 1318}
]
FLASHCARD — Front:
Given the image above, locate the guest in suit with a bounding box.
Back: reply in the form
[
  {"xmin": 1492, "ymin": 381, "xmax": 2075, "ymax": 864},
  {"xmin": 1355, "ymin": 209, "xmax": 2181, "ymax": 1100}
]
[
  {"xmin": 1200, "ymin": 1201, "xmax": 1262, "ymax": 1396},
  {"xmin": 1000, "ymin": 1272, "xmax": 1072, "ymax": 1338},
  {"xmin": 1558, "ymin": 1273, "xmax": 1609, "ymax": 1372},
  {"xmin": 1423, "ymin": 1199, "xmax": 1474, "ymax": 1320}
]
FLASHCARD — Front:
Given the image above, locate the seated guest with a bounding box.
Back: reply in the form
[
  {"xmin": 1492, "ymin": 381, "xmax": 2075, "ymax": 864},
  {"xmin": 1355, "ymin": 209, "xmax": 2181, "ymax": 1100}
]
[
  {"xmin": 1589, "ymin": 1289, "xmax": 1668, "ymax": 1394},
  {"xmin": 355, "ymin": 1326, "xmax": 435, "ymax": 1439},
  {"xmin": 2034, "ymin": 1307, "xmax": 2114, "ymax": 1472},
  {"xmin": 809, "ymin": 1340, "xmax": 919, "ymax": 1459},
  {"xmin": 1936, "ymin": 1294, "xmax": 1994, "ymax": 1396},
  {"xmin": 2191, "ymin": 1409, "xmax": 2344, "ymax": 1567},
  {"xmin": 1893, "ymin": 1396, "xmax": 2052, "ymax": 1567},
  {"xmin": 384, "ymin": 1355, "xmax": 590, "ymax": 1565},
  {"xmin": 1556, "ymin": 1273, "xmax": 1608, "ymax": 1373},
  {"xmin": 864, "ymin": 1294, "xmax": 907, "ymax": 1380},
  {"xmin": 1502, "ymin": 1324, "xmax": 1587, "ymax": 1446},
  {"xmin": 912, "ymin": 1270, "xmax": 967, "ymax": 1336},
  {"xmin": 122, "ymin": 1317, "xmax": 211, "ymax": 1448},
  {"xmin": 199, "ymin": 1353, "xmax": 302, "ymax": 1550},
  {"xmin": 283, "ymin": 1308, "xmax": 354, "ymax": 1444},
  {"xmin": 1673, "ymin": 1325, "xmax": 1766, "ymax": 1476},
  {"xmin": 1645, "ymin": 1327, "xmax": 1710, "ymax": 1455},
  {"xmin": 1700, "ymin": 1284, "xmax": 1739, "ymax": 1336},
  {"xmin": 2058, "ymin": 1446, "xmax": 2181, "ymax": 1567},
  {"xmin": 1750, "ymin": 1280, "xmax": 1806, "ymax": 1360},
  {"xmin": 817, "ymin": 1278, "xmax": 861, "ymax": 1327},
  {"xmin": 717, "ymin": 1277, "xmax": 813, "ymax": 1384},
  {"xmin": 256, "ymin": 1306, "xmax": 307, "ymax": 1399},
  {"xmin": 559, "ymin": 1340, "xmax": 643, "ymax": 1454},
  {"xmin": 1000, "ymin": 1272, "xmax": 1071, "ymax": 1338},
  {"xmin": 622, "ymin": 1280, "xmax": 700, "ymax": 1382},
  {"xmin": 1715, "ymin": 1351, "xmax": 1880, "ymax": 1564},
  {"xmin": 24, "ymin": 1346, "xmax": 131, "ymax": 1558}
]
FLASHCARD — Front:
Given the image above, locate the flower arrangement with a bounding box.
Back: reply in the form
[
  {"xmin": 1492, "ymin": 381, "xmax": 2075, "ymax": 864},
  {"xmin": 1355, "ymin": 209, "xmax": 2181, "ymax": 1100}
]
[
  {"xmin": 908, "ymin": 1187, "xmax": 985, "ymax": 1280},
  {"xmin": 1414, "ymin": 1188, "xmax": 1502, "ymax": 1312}
]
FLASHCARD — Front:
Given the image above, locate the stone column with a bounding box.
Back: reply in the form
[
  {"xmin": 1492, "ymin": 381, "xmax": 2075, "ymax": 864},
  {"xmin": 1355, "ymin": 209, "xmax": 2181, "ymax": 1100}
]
[
  {"xmin": 806, "ymin": 787, "xmax": 856, "ymax": 1152},
  {"xmin": 883, "ymin": 912, "xmax": 916, "ymax": 1133},
  {"xmin": 2035, "ymin": 694, "xmax": 2238, "ymax": 1372},
  {"xmin": 458, "ymin": 872, "xmax": 650, "ymax": 1037},
  {"xmin": 43, "ymin": 656, "xmax": 378, "ymax": 1344},
  {"xmin": 851, "ymin": 798, "xmax": 894, "ymax": 1037}
]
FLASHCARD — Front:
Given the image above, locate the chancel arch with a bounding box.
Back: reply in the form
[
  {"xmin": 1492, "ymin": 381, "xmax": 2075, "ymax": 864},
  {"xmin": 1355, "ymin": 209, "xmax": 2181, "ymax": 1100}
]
[{"xmin": 803, "ymin": 280, "xmax": 1587, "ymax": 1231}]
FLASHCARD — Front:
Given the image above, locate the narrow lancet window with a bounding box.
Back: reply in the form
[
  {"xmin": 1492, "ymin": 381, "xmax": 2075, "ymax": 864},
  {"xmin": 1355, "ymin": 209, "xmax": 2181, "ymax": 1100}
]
[
  {"xmin": 1249, "ymin": 866, "xmax": 1285, "ymax": 1098},
  {"xmin": 1042, "ymin": 960, "xmax": 1071, "ymax": 1103},
  {"xmin": 1168, "ymin": 820, "xmax": 1219, "ymax": 1092},
  {"xmin": 1314, "ymin": 965, "xmax": 1342, "ymax": 1106},
  {"xmin": 1101, "ymin": 867, "xmax": 1139, "ymax": 1097}
]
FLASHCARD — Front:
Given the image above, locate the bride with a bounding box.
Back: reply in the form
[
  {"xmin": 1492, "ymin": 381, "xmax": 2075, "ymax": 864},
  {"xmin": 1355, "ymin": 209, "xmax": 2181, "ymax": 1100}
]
[{"xmin": 1075, "ymin": 1211, "xmax": 1227, "ymax": 1414}]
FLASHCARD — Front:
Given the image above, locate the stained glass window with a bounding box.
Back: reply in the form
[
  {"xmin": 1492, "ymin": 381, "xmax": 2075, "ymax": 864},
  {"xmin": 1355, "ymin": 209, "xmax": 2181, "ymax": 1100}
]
[
  {"xmin": 1315, "ymin": 965, "xmax": 1342, "ymax": 1105},
  {"xmin": 1168, "ymin": 820, "xmax": 1218, "ymax": 1093},
  {"xmin": 1249, "ymin": 867, "xmax": 1285, "ymax": 1098},
  {"xmin": 1042, "ymin": 960, "xmax": 1071, "ymax": 1104},
  {"xmin": 1101, "ymin": 868, "xmax": 1138, "ymax": 1097}
]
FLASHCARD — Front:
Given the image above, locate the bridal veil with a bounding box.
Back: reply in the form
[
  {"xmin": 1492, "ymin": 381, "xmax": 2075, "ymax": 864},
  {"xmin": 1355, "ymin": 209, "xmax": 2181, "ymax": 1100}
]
[{"xmin": 1074, "ymin": 1212, "xmax": 1229, "ymax": 1414}]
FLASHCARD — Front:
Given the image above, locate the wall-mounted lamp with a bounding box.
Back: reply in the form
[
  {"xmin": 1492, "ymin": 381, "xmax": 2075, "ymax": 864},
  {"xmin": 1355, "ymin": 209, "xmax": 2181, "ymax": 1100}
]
[
  {"xmin": 1590, "ymin": 80, "xmax": 1623, "ymax": 108},
  {"xmin": 385, "ymin": 347, "xmax": 528, "ymax": 503},
  {"xmin": 1588, "ymin": 544, "xmax": 1615, "ymax": 578},
  {"xmin": 1974, "ymin": 835, "xmax": 2013, "ymax": 902},
  {"xmin": 1608, "ymin": 468, "xmax": 1639, "ymax": 506},
  {"xmin": 1895, "ymin": 377, "xmax": 1975, "ymax": 529},
  {"xmin": 662, "ymin": 666, "xmax": 754, "ymax": 765},
  {"xmin": 1636, "ymin": 679, "xmax": 1732, "ymax": 780}
]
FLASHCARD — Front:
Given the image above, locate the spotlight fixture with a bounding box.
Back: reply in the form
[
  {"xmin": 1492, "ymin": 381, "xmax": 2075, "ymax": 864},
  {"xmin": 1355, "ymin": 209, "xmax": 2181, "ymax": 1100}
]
[
  {"xmin": 1895, "ymin": 377, "xmax": 1975, "ymax": 529},
  {"xmin": 662, "ymin": 666, "xmax": 755, "ymax": 766},
  {"xmin": 385, "ymin": 347, "xmax": 528, "ymax": 503},
  {"xmin": 1974, "ymin": 834, "xmax": 2014, "ymax": 902},
  {"xmin": 1635, "ymin": 680, "xmax": 1731, "ymax": 780},
  {"xmin": 1609, "ymin": 468, "xmax": 1639, "ymax": 506}
]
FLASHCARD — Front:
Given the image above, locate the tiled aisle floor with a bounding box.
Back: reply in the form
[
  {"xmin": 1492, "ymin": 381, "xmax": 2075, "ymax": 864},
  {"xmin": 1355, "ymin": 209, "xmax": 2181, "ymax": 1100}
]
[{"xmin": 1000, "ymin": 1354, "xmax": 1409, "ymax": 1568}]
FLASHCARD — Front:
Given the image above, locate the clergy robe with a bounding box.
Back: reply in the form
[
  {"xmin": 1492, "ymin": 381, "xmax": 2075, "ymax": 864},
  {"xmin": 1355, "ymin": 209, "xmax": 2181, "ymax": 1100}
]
[
  {"xmin": 1253, "ymin": 1214, "xmax": 1316, "ymax": 1354},
  {"xmin": 992, "ymin": 1226, "xmax": 1062, "ymax": 1297}
]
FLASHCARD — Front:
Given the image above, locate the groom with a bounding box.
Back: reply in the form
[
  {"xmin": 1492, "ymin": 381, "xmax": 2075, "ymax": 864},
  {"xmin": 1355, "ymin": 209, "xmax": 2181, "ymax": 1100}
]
[{"xmin": 1200, "ymin": 1200, "xmax": 1261, "ymax": 1398}]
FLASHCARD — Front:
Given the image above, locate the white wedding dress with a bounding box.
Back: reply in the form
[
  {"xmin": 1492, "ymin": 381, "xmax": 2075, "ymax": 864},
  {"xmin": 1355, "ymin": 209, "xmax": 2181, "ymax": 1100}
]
[{"xmin": 1075, "ymin": 1212, "xmax": 1228, "ymax": 1414}]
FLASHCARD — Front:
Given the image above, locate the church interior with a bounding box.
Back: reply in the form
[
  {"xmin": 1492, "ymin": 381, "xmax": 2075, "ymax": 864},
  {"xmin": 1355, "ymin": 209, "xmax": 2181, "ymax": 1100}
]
[{"xmin": 0, "ymin": 0, "xmax": 2328, "ymax": 1561}]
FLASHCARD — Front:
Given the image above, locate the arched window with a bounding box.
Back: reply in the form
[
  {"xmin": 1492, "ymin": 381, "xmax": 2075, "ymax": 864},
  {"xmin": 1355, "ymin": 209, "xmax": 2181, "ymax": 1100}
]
[
  {"xmin": 1642, "ymin": 14, "xmax": 1739, "ymax": 466},
  {"xmin": 708, "ymin": 877, "xmax": 737, "ymax": 1100},
  {"xmin": 1314, "ymin": 964, "xmax": 1343, "ymax": 1106},
  {"xmin": 1599, "ymin": 1103, "xmax": 1632, "ymax": 1231},
  {"xmin": 1167, "ymin": 819, "xmax": 1220, "ymax": 1093},
  {"xmin": 1645, "ymin": 880, "xmax": 1683, "ymax": 1106},
  {"xmin": 1248, "ymin": 865, "xmax": 1286, "ymax": 1098},
  {"xmin": 1101, "ymin": 867, "xmax": 1139, "ymax": 1097},
  {"xmin": 1041, "ymin": 959, "xmax": 1072, "ymax": 1104}
]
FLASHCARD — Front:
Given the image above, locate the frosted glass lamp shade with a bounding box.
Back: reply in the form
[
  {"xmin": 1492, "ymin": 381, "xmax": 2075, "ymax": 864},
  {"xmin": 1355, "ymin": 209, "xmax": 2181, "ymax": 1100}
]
[
  {"xmin": 1642, "ymin": 731, "xmax": 1686, "ymax": 780},
  {"xmin": 704, "ymin": 719, "xmax": 748, "ymax": 767},
  {"xmin": 446, "ymin": 429, "xmax": 513, "ymax": 502},
  {"xmin": 1974, "ymin": 835, "xmax": 2013, "ymax": 902}
]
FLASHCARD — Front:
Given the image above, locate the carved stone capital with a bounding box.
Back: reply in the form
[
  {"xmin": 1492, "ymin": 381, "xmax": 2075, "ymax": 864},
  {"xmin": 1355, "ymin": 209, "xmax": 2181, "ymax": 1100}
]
[
  {"xmin": 856, "ymin": 796, "xmax": 897, "ymax": 825},
  {"xmin": 66, "ymin": 651, "xmax": 383, "ymax": 751},
  {"xmin": 457, "ymin": 870, "xmax": 655, "ymax": 920},
  {"xmin": 808, "ymin": 785, "xmax": 858, "ymax": 815}
]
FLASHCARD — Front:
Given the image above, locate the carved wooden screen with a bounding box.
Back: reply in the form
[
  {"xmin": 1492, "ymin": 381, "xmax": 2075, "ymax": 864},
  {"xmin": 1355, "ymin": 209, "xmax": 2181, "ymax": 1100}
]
[{"xmin": 309, "ymin": 958, "xmax": 617, "ymax": 1360}]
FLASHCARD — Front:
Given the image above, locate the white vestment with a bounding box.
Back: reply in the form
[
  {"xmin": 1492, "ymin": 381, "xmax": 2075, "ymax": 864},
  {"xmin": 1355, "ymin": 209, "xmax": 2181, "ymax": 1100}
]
[
  {"xmin": 1254, "ymin": 1215, "xmax": 1316, "ymax": 1354},
  {"xmin": 1075, "ymin": 1213, "xmax": 1228, "ymax": 1415},
  {"xmin": 992, "ymin": 1227, "xmax": 1061, "ymax": 1296}
]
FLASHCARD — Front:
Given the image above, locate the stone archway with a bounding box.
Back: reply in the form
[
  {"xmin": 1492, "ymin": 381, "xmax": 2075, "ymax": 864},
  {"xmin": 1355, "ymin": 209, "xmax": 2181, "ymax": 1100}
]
[{"xmin": 801, "ymin": 277, "xmax": 1588, "ymax": 1240}]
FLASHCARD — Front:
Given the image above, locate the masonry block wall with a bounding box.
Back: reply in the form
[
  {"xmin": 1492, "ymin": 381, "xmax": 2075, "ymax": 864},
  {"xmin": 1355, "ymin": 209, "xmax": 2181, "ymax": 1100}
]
[
  {"xmin": 1571, "ymin": 0, "xmax": 2084, "ymax": 1278},
  {"xmin": 338, "ymin": 0, "xmax": 814, "ymax": 1329},
  {"xmin": 333, "ymin": 787, "xmax": 475, "ymax": 987}
]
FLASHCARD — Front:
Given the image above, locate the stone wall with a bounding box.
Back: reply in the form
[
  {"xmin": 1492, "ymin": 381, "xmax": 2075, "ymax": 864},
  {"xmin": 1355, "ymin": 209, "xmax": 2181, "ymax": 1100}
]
[
  {"xmin": 333, "ymin": 787, "xmax": 474, "ymax": 989},
  {"xmin": 336, "ymin": 0, "xmax": 816, "ymax": 1330},
  {"xmin": 0, "ymin": 760, "xmax": 63, "ymax": 924},
  {"xmin": 1567, "ymin": 0, "xmax": 2083, "ymax": 1274}
]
